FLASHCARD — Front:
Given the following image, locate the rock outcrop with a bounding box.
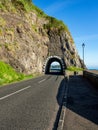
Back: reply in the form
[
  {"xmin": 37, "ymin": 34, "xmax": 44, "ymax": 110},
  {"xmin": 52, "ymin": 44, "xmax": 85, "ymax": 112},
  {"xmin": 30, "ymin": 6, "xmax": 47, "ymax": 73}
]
[{"xmin": 0, "ymin": 0, "xmax": 84, "ymax": 74}]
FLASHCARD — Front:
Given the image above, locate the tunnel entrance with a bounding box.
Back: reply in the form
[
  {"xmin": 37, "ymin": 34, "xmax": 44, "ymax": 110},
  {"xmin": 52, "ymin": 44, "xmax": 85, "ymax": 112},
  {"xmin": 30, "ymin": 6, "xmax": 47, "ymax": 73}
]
[
  {"xmin": 43, "ymin": 56, "xmax": 65, "ymax": 75},
  {"xmin": 50, "ymin": 61, "xmax": 61, "ymax": 73}
]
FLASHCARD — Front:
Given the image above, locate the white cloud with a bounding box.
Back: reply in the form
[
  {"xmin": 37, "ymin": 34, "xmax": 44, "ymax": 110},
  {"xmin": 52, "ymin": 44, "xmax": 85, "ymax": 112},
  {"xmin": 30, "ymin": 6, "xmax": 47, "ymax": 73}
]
[
  {"xmin": 44, "ymin": 0, "xmax": 86, "ymax": 15},
  {"xmin": 44, "ymin": 1, "xmax": 71, "ymax": 15}
]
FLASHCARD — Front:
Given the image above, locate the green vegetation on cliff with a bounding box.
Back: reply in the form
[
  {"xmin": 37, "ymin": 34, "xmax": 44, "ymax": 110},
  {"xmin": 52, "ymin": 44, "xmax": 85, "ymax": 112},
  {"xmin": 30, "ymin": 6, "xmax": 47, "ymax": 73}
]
[
  {"xmin": 67, "ymin": 66, "xmax": 83, "ymax": 72},
  {"xmin": 0, "ymin": 61, "xmax": 32, "ymax": 86},
  {"xmin": 44, "ymin": 16, "xmax": 74, "ymax": 43},
  {"xmin": 0, "ymin": 0, "xmax": 73, "ymax": 42},
  {"xmin": 44, "ymin": 16, "xmax": 69, "ymax": 32},
  {"xmin": 0, "ymin": 0, "xmax": 46, "ymax": 16}
]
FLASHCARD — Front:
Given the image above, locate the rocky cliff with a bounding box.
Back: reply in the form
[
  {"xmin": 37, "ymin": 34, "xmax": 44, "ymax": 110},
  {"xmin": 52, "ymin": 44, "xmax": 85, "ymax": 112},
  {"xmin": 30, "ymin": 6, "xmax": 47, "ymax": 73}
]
[{"xmin": 0, "ymin": 0, "xmax": 84, "ymax": 74}]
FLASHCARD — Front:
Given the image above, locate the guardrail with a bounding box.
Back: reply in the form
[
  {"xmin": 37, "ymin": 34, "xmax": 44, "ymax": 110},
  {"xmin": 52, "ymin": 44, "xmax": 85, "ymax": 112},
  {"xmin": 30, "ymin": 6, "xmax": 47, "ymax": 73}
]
[{"xmin": 83, "ymin": 70, "xmax": 98, "ymax": 87}]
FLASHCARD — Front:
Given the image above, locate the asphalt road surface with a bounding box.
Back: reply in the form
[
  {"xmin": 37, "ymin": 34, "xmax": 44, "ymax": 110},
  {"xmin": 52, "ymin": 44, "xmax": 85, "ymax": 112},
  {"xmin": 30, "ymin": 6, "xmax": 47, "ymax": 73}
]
[
  {"xmin": 0, "ymin": 75, "xmax": 65, "ymax": 130},
  {"xmin": 63, "ymin": 75, "xmax": 98, "ymax": 130}
]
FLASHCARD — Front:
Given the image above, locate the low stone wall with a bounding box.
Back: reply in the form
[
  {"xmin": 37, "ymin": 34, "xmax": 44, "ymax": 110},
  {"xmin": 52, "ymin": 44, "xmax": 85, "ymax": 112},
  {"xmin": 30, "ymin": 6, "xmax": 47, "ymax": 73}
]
[{"xmin": 83, "ymin": 70, "xmax": 98, "ymax": 87}]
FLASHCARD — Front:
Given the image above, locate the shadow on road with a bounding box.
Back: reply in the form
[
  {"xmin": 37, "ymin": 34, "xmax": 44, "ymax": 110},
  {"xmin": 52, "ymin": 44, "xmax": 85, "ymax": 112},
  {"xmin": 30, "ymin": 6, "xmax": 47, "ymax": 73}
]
[
  {"xmin": 52, "ymin": 77, "xmax": 66, "ymax": 130},
  {"xmin": 45, "ymin": 73, "xmax": 98, "ymax": 129},
  {"xmin": 65, "ymin": 75, "xmax": 98, "ymax": 126},
  {"xmin": 46, "ymin": 72, "xmax": 64, "ymax": 75},
  {"xmin": 52, "ymin": 74, "xmax": 98, "ymax": 130}
]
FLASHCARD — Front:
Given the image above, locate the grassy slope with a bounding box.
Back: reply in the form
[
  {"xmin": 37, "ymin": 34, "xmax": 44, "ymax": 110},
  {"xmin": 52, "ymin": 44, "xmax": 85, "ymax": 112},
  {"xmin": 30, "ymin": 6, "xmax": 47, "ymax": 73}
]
[
  {"xmin": 67, "ymin": 66, "xmax": 83, "ymax": 72},
  {"xmin": 0, "ymin": 61, "xmax": 32, "ymax": 86}
]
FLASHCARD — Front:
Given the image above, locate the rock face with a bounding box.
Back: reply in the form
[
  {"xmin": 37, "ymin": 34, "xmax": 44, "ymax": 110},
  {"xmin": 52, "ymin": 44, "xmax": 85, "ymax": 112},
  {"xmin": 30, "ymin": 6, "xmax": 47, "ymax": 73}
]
[{"xmin": 0, "ymin": 0, "xmax": 84, "ymax": 74}]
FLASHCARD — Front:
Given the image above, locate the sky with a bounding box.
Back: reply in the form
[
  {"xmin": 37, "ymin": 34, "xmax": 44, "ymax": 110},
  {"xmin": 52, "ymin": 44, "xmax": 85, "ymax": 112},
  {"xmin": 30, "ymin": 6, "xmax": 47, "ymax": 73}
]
[{"xmin": 32, "ymin": 0, "xmax": 98, "ymax": 69}]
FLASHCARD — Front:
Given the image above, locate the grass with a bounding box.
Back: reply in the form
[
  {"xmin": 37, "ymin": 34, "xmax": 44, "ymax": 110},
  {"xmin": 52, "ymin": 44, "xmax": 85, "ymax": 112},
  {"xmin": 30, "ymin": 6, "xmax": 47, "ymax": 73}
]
[
  {"xmin": 0, "ymin": 0, "xmax": 46, "ymax": 16},
  {"xmin": 0, "ymin": 61, "xmax": 33, "ymax": 86},
  {"xmin": 0, "ymin": 17, "xmax": 6, "ymax": 27},
  {"xmin": 12, "ymin": 0, "xmax": 31, "ymax": 12},
  {"xmin": 0, "ymin": 0, "xmax": 73, "ymax": 42},
  {"xmin": 44, "ymin": 16, "xmax": 69, "ymax": 31},
  {"xmin": 0, "ymin": 28, "xmax": 3, "ymax": 36},
  {"xmin": 0, "ymin": 0, "xmax": 16, "ymax": 12},
  {"xmin": 43, "ymin": 16, "xmax": 74, "ymax": 43},
  {"xmin": 67, "ymin": 66, "xmax": 83, "ymax": 72}
]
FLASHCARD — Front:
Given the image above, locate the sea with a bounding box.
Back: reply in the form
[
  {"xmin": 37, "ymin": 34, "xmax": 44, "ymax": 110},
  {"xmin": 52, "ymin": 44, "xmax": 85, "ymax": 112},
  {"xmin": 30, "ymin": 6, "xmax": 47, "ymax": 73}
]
[
  {"xmin": 88, "ymin": 67, "xmax": 98, "ymax": 70},
  {"xmin": 88, "ymin": 67, "xmax": 98, "ymax": 74},
  {"xmin": 89, "ymin": 68, "xmax": 98, "ymax": 70}
]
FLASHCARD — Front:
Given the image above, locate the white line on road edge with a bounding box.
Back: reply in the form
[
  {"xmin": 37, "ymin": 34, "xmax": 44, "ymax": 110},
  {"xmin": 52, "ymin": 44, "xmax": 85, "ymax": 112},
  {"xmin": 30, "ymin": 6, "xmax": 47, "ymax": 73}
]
[
  {"xmin": 38, "ymin": 79, "xmax": 46, "ymax": 83},
  {"xmin": 57, "ymin": 76, "xmax": 69, "ymax": 130},
  {"xmin": 0, "ymin": 86, "xmax": 31, "ymax": 101}
]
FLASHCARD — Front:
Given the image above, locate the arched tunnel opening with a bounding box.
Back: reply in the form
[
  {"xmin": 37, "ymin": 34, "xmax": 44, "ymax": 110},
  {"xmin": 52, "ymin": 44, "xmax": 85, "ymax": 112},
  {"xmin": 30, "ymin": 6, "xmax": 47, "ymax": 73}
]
[{"xmin": 45, "ymin": 57, "xmax": 64, "ymax": 75}]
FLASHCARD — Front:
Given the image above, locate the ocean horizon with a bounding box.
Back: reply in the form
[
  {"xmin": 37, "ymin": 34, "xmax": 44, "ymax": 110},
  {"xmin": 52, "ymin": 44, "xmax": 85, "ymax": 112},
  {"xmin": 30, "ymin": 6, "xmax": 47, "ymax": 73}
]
[{"xmin": 88, "ymin": 67, "xmax": 98, "ymax": 70}]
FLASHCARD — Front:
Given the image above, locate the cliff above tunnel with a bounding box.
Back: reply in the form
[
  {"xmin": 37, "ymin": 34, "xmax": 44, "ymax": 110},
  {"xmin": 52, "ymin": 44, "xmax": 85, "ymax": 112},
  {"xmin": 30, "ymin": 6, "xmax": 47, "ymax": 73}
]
[{"xmin": 0, "ymin": 0, "xmax": 84, "ymax": 74}]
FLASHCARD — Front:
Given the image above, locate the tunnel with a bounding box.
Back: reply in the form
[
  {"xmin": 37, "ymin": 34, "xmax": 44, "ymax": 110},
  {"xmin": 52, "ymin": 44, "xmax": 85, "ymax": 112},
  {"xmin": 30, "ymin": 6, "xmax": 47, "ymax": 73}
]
[{"xmin": 44, "ymin": 56, "xmax": 65, "ymax": 75}]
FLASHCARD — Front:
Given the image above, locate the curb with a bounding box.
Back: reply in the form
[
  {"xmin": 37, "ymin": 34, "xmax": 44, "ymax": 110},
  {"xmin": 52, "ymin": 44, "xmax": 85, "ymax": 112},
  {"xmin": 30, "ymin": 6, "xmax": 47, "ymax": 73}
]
[{"xmin": 57, "ymin": 76, "xmax": 69, "ymax": 130}]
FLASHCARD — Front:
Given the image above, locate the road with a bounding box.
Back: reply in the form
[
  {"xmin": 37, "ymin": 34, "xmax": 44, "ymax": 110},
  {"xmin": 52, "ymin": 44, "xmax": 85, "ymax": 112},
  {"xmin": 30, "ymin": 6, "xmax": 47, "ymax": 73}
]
[
  {"xmin": 0, "ymin": 75, "xmax": 65, "ymax": 130},
  {"xmin": 63, "ymin": 75, "xmax": 98, "ymax": 130}
]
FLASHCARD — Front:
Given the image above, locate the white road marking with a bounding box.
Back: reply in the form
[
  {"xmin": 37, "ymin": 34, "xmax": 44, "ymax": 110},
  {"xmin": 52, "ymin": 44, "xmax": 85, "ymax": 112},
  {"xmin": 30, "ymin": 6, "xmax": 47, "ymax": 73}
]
[
  {"xmin": 0, "ymin": 86, "xmax": 31, "ymax": 101},
  {"xmin": 38, "ymin": 79, "xmax": 46, "ymax": 83}
]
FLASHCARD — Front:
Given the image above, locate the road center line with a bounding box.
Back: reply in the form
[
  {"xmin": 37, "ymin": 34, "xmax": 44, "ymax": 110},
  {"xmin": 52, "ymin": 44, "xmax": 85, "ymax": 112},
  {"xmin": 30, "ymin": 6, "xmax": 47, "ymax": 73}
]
[
  {"xmin": 38, "ymin": 79, "xmax": 46, "ymax": 83},
  {"xmin": 0, "ymin": 86, "xmax": 31, "ymax": 101}
]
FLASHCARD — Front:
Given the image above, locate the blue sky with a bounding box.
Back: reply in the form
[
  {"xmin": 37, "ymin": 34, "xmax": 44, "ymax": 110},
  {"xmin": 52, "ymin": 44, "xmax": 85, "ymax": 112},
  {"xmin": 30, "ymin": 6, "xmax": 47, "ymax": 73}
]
[{"xmin": 32, "ymin": 0, "xmax": 98, "ymax": 69}]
